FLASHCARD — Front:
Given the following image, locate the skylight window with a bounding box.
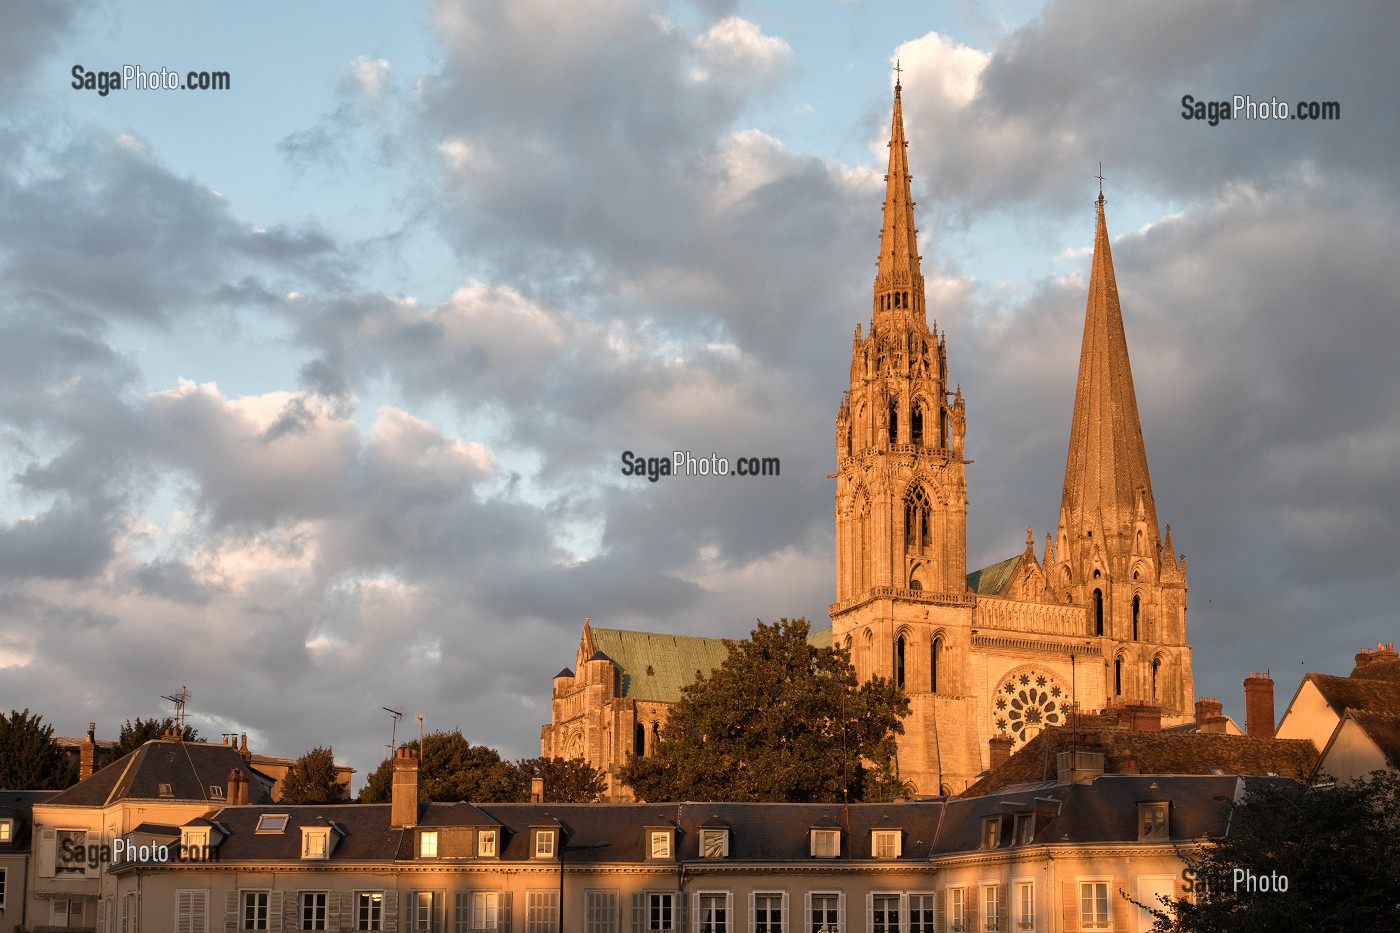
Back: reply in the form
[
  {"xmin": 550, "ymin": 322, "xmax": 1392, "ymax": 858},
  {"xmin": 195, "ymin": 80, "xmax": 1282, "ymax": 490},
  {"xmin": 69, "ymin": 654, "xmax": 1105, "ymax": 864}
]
[{"xmin": 255, "ymin": 814, "xmax": 289, "ymax": 834}]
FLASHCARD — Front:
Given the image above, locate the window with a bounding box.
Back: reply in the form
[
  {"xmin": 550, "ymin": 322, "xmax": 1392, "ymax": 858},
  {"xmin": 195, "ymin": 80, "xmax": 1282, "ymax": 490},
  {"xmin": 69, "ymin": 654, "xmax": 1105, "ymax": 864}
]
[
  {"xmin": 1014, "ymin": 814, "xmax": 1034, "ymax": 845},
  {"xmin": 525, "ymin": 891, "xmax": 558, "ymax": 933},
  {"xmin": 931, "ymin": 636, "xmax": 942, "ymax": 693},
  {"xmin": 947, "ymin": 888, "xmax": 966, "ymax": 933},
  {"xmin": 301, "ymin": 892, "xmax": 327, "ymax": 931},
  {"xmin": 356, "ymin": 892, "xmax": 383, "ymax": 931},
  {"xmin": 534, "ymin": 830, "xmax": 556, "ymax": 858},
  {"xmin": 871, "ymin": 893, "xmax": 900, "ymax": 933},
  {"xmin": 464, "ymin": 891, "xmax": 499, "ymax": 931},
  {"xmin": 0, "ymin": 819, "xmax": 12, "ymax": 842},
  {"xmin": 982, "ymin": 885, "xmax": 1002, "ymax": 932},
  {"xmin": 754, "ymin": 893, "xmax": 785, "ymax": 933},
  {"xmin": 56, "ymin": 829, "xmax": 87, "ymax": 874},
  {"xmin": 982, "ymin": 817, "xmax": 1001, "ymax": 849},
  {"xmin": 52, "ymin": 898, "xmax": 84, "ymax": 926},
  {"xmin": 478, "ymin": 829, "xmax": 498, "ymax": 857},
  {"xmin": 0, "ymin": 867, "xmax": 6, "ymax": 910},
  {"xmin": 700, "ymin": 828, "xmax": 729, "ymax": 858},
  {"xmin": 1139, "ymin": 802, "xmax": 1169, "ymax": 840},
  {"xmin": 585, "ymin": 890, "xmax": 618, "ymax": 933},
  {"xmin": 905, "ymin": 487, "xmax": 931, "ymax": 553},
  {"xmin": 1114, "ymin": 655, "xmax": 1123, "ymax": 696},
  {"xmin": 698, "ymin": 892, "xmax": 730, "ymax": 933},
  {"xmin": 420, "ymin": 830, "xmax": 439, "ymax": 858},
  {"xmin": 411, "ymin": 892, "xmax": 437, "ymax": 933},
  {"xmin": 1014, "ymin": 882, "xmax": 1034, "ymax": 932},
  {"xmin": 635, "ymin": 721, "xmax": 646, "ymax": 755},
  {"xmin": 810, "ymin": 829, "xmax": 840, "ymax": 858},
  {"xmin": 255, "ymin": 814, "xmax": 289, "ymax": 833},
  {"xmin": 646, "ymin": 892, "xmax": 674, "ymax": 931},
  {"xmin": 242, "ymin": 891, "xmax": 270, "ymax": 931},
  {"xmin": 1151, "ymin": 658, "xmax": 1161, "ymax": 699},
  {"xmin": 209, "ymin": 785, "xmax": 224, "ymax": 798},
  {"xmin": 908, "ymin": 894, "xmax": 935, "ymax": 933},
  {"xmin": 809, "ymin": 893, "xmax": 841, "ymax": 933},
  {"xmin": 872, "ymin": 830, "xmax": 901, "ymax": 858},
  {"xmin": 895, "ymin": 635, "xmax": 906, "ymax": 689},
  {"xmin": 1093, "ymin": 589, "xmax": 1103, "ymax": 636},
  {"xmin": 1132, "ymin": 595, "xmax": 1140, "ymax": 640},
  {"xmin": 1079, "ymin": 882, "xmax": 1110, "ymax": 931},
  {"xmin": 159, "ymin": 782, "xmax": 175, "ymax": 796},
  {"xmin": 303, "ymin": 828, "xmax": 330, "ymax": 859},
  {"xmin": 650, "ymin": 830, "xmax": 672, "ymax": 859}
]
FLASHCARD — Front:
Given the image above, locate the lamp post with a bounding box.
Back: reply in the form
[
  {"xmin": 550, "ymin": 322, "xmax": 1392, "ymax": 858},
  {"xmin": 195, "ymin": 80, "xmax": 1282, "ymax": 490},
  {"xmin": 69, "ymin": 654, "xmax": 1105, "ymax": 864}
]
[{"xmin": 559, "ymin": 840, "xmax": 611, "ymax": 933}]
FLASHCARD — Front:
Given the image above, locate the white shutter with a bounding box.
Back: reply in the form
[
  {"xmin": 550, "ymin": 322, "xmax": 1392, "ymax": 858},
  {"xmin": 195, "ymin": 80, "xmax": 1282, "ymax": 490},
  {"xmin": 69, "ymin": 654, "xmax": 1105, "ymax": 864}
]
[
  {"xmin": 268, "ymin": 891, "xmax": 284, "ymax": 932},
  {"xmin": 38, "ymin": 828, "xmax": 56, "ymax": 878},
  {"xmin": 502, "ymin": 891, "xmax": 512, "ymax": 932},
  {"xmin": 177, "ymin": 890, "xmax": 193, "ymax": 933},
  {"xmin": 225, "ymin": 891, "xmax": 239, "ymax": 933},
  {"xmin": 803, "ymin": 893, "xmax": 812, "ymax": 931},
  {"xmin": 866, "ymin": 893, "xmax": 873, "ymax": 932},
  {"xmin": 693, "ymin": 891, "xmax": 701, "ymax": 933},
  {"xmin": 748, "ymin": 892, "xmax": 756, "ymax": 931},
  {"xmin": 632, "ymin": 892, "xmax": 646, "ymax": 933},
  {"xmin": 781, "ymin": 893, "xmax": 790, "ymax": 933},
  {"xmin": 725, "ymin": 893, "xmax": 733, "ymax": 933},
  {"xmin": 674, "ymin": 892, "xmax": 686, "ymax": 932},
  {"xmin": 837, "ymin": 892, "xmax": 846, "ymax": 932}
]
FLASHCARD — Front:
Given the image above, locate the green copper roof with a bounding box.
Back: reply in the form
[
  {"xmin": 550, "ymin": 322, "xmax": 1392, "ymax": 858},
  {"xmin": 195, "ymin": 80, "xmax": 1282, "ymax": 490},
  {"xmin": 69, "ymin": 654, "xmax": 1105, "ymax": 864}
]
[
  {"xmin": 966, "ymin": 555, "xmax": 1021, "ymax": 595},
  {"xmin": 591, "ymin": 625, "xmax": 834, "ymax": 703}
]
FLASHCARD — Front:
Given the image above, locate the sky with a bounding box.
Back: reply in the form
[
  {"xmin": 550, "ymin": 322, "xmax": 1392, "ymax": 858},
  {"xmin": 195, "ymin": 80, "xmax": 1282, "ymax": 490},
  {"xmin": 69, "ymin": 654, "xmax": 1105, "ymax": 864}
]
[{"xmin": 2, "ymin": 0, "xmax": 1397, "ymax": 786}]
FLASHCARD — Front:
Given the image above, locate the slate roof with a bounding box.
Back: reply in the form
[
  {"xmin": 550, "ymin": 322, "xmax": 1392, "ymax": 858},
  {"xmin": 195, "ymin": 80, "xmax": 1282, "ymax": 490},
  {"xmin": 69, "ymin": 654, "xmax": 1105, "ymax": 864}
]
[
  {"xmin": 0, "ymin": 790, "xmax": 58, "ymax": 850},
  {"xmin": 1308, "ymin": 673, "xmax": 1400, "ymax": 717},
  {"xmin": 960, "ymin": 726, "xmax": 1318, "ymax": 798},
  {"xmin": 590, "ymin": 626, "xmax": 833, "ymax": 703},
  {"xmin": 42, "ymin": 739, "xmax": 273, "ymax": 808},
  {"xmin": 966, "ymin": 555, "xmax": 1021, "ymax": 595}
]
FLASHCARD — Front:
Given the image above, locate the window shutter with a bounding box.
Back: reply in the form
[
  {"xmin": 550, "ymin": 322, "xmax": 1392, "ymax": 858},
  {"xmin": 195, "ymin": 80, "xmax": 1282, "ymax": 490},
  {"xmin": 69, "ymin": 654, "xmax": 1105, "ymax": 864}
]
[
  {"xmin": 97, "ymin": 898, "xmax": 107, "ymax": 933},
  {"xmin": 748, "ymin": 891, "xmax": 756, "ymax": 930},
  {"xmin": 1060, "ymin": 882, "xmax": 1077, "ymax": 932},
  {"xmin": 938, "ymin": 891, "xmax": 946, "ymax": 933},
  {"xmin": 725, "ymin": 893, "xmax": 733, "ymax": 932},
  {"xmin": 193, "ymin": 890, "xmax": 209, "ymax": 933},
  {"xmin": 803, "ymin": 893, "xmax": 812, "ymax": 930},
  {"xmin": 632, "ymin": 892, "xmax": 646, "ymax": 933},
  {"xmin": 693, "ymin": 891, "xmax": 700, "ymax": 932},
  {"xmin": 964, "ymin": 893, "xmax": 976, "ymax": 933},
  {"xmin": 38, "ymin": 829, "xmax": 56, "ymax": 878},
  {"xmin": 504, "ymin": 891, "xmax": 513, "ymax": 930},
  {"xmin": 268, "ymin": 891, "xmax": 284, "ymax": 932},
  {"xmin": 674, "ymin": 891, "xmax": 687, "ymax": 932},
  {"xmin": 1112, "ymin": 880, "xmax": 1131, "ymax": 932},
  {"xmin": 781, "ymin": 893, "xmax": 790, "ymax": 933},
  {"xmin": 177, "ymin": 891, "xmax": 193, "ymax": 933},
  {"xmin": 866, "ymin": 892, "xmax": 874, "ymax": 931},
  {"xmin": 837, "ymin": 892, "xmax": 845, "ymax": 931},
  {"xmin": 225, "ymin": 891, "xmax": 239, "ymax": 933}
]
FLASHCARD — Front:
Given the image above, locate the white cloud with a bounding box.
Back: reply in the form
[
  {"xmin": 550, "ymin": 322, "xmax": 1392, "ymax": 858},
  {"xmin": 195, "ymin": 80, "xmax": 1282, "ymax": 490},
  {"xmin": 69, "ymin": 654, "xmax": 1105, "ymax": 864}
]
[{"xmin": 695, "ymin": 16, "xmax": 791, "ymax": 86}]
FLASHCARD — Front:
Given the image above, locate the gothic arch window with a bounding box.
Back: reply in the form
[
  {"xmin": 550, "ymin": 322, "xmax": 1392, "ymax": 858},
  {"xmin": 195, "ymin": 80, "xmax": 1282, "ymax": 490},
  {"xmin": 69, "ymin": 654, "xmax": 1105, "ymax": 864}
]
[
  {"xmin": 905, "ymin": 485, "xmax": 932, "ymax": 554},
  {"xmin": 650, "ymin": 721, "xmax": 660, "ymax": 753},
  {"xmin": 862, "ymin": 628, "xmax": 875, "ymax": 677},
  {"xmin": 888, "ymin": 400, "xmax": 899, "ymax": 444},
  {"xmin": 939, "ymin": 404, "xmax": 948, "ymax": 447},
  {"xmin": 1114, "ymin": 654, "xmax": 1124, "ymax": 696},
  {"xmin": 634, "ymin": 721, "xmax": 645, "ymax": 756},
  {"xmin": 1151, "ymin": 657, "xmax": 1163, "ymax": 701},
  {"xmin": 911, "ymin": 401, "xmax": 924, "ymax": 446},
  {"xmin": 1132, "ymin": 595, "xmax": 1141, "ymax": 641},
  {"xmin": 1093, "ymin": 588, "xmax": 1104, "ymax": 636},
  {"xmin": 895, "ymin": 634, "xmax": 907, "ymax": 690},
  {"xmin": 931, "ymin": 636, "xmax": 943, "ymax": 693}
]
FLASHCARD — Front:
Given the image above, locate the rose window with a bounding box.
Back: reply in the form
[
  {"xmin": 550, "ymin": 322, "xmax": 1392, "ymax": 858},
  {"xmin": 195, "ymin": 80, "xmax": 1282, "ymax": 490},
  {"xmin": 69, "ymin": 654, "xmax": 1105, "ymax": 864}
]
[{"xmin": 994, "ymin": 671, "xmax": 1065, "ymax": 747}]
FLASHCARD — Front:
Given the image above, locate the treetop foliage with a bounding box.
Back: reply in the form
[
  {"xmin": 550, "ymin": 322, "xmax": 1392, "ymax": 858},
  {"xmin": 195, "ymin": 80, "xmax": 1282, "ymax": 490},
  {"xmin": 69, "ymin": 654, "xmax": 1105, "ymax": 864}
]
[
  {"xmin": 278, "ymin": 745, "xmax": 349, "ymax": 805},
  {"xmin": 620, "ymin": 618, "xmax": 910, "ymax": 802},
  {"xmin": 0, "ymin": 708, "xmax": 77, "ymax": 790},
  {"xmin": 113, "ymin": 717, "xmax": 201, "ymax": 759}
]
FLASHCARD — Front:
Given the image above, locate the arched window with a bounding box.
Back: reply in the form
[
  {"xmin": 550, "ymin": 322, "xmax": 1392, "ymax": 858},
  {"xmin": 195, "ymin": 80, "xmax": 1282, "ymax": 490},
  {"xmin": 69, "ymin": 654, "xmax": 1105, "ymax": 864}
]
[
  {"xmin": 1094, "ymin": 589, "xmax": 1104, "ymax": 636},
  {"xmin": 1132, "ymin": 595, "xmax": 1140, "ymax": 641},
  {"xmin": 1114, "ymin": 655, "xmax": 1123, "ymax": 696},
  {"xmin": 911, "ymin": 402, "xmax": 924, "ymax": 446},
  {"xmin": 650, "ymin": 721, "xmax": 660, "ymax": 754},
  {"xmin": 905, "ymin": 486, "xmax": 931, "ymax": 554},
  {"xmin": 931, "ymin": 636, "xmax": 943, "ymax": 693},
  {"xmin": 634, "ymin": 721, "xmax": 645, "ymax": 756},
  {"xmin": 1151, "ymin": 658, "xmax": 1162, "ymax": 700},
  {"xmin": 895, "ymin": 635, "xmax": 906, "ymax": 690},
  {"xmin": 939, "ymin": 405, "xmax": 948, "ymax": 447},
  {"xmin": 888, "ymin": 400, "xmax": 899, "ymax": 444}
]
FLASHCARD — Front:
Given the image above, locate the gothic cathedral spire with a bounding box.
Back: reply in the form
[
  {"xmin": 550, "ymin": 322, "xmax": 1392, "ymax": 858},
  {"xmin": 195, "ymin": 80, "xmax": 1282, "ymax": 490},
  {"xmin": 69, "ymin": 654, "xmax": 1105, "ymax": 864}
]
[{"xmin": 873, "ymin": 80, "xmax": 924, "ymax": 329}]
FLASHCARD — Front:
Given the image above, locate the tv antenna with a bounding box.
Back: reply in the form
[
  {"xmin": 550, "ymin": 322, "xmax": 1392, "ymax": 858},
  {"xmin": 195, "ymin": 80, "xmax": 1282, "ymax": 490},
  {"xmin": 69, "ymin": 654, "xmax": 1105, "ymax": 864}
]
[
  {"xmin": 383, "ymin": 707, "xmax": 404, "ymax": 756},
  {"xmin": 161, "ymin": 686, "xmax": 191, "ymax": 731}
]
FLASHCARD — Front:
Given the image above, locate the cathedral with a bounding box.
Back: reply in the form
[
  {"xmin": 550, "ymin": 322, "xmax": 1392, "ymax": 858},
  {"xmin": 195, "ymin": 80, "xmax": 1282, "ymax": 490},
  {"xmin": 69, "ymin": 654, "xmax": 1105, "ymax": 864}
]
[{"xmin": 542, "ymin": 81, "xmax": 1194, "ymax": 799}]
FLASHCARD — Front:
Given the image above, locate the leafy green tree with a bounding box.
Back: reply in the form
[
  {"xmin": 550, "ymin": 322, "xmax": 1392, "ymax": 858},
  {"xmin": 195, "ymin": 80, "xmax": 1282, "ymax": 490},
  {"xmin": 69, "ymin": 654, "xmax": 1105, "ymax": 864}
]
[
  {"xmin": 620, "ymin": 618, "xmax": 910, "ymax": 802},
  {"xmin": 112, "ymin": 717, "xmax": 201, "ymax": 759},
  {"xmin": 516, "ymin": 756, "xmax": 608, "ymax": 803},
  {"xmin": 1133, "ymin": 771, "xmax": 1400, "ymax": 932},
  {"xmin": 0, "ymin": 708, "xmax": 77, "ymax": 789},
  {"xmin": 278, "ymin": 746, "xmax": 350, "ymax": 804},
  {"xmin": 358, "ymin": 731, "xmax": 524, "ymax": 803}
]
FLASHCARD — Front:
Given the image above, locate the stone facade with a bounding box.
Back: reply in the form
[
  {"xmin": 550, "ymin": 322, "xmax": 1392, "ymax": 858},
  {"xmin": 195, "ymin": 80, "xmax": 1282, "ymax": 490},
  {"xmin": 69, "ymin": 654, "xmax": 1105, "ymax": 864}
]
[{"xmin": 543, "ymin": 80, "xmax": 1196, "ymax": 799}]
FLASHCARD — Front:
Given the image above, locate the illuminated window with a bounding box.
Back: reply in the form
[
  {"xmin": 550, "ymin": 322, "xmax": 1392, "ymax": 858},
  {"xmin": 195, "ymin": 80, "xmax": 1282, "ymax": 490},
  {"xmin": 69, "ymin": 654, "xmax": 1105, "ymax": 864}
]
[{"xmin": 419, "ymin": 830, "xmax": 438, "ymax": 858}]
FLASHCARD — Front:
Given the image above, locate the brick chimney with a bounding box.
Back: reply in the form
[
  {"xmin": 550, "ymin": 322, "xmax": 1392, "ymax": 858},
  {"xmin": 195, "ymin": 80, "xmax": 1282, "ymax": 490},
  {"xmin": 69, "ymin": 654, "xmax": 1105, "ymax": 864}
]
[
  {"xmin": 391, "ymin": 747, "xmax": 420, "ymax": 829},
  {"xmin": 1194, "ymin": 697, "xmax": 1223, "ymax": 729},
  {"xmin": 989, "ymin": 734, "xmax": 1014, "ymax": 771},
  {"xmin": 1243, "ymin": 673, "xmax": 1275, "ymax": 739},
  {"xmin": 530, "ymin": 776, "xmax": 544, "ymax": 803},
  {"xmin": 79, "ymin": 723, "xmax": 97, "ymax": 780},
  {"xmin": 226, "ymin": 768, "xmax": 247, "ymax": 805},
  {"xmin": 1125, "ymin": 704, "xmax": 1162, "ymax": 733}
]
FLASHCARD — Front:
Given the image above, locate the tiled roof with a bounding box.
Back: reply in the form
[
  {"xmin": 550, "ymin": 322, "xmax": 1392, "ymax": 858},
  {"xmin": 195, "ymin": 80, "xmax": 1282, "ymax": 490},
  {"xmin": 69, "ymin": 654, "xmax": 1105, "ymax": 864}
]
[
  {"xmin": 1348, "ymin": 711, "xmax": 1400, "ymax": 768},
  {"xmin": 966, "ymin": 555, "xmax": 1021, "ymax": 595},
  {"xmin": 1308, "ymin": 673, "xmax": 1400, "ymax": 717},
  {"xmin": 43, "ymin": 740, "xmax": 273, "ymax": 807},
  {"xmin": 960, "ymin": 726, "xmax": 1318, "ymax": 798}
]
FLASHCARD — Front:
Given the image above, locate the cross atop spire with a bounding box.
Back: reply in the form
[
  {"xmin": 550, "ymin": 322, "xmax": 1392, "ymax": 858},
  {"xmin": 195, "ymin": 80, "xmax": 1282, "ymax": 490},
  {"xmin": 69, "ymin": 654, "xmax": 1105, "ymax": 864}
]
[
  {"xmin": 1096, "ymin": 162, "xmax": 1105, "ymax": 200},
  {"xmin": 872, "ymin": 80, "xmax": 923, "ymax": 330},
  {"xmin": 894, "ymin": 58, "xmax": 902, "ymax": 88}
]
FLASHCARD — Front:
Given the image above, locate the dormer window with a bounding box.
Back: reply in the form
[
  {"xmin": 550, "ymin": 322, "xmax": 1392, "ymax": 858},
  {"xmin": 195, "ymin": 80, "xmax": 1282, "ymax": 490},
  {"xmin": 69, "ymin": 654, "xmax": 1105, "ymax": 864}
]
[
  {"xmin": 0, "ymin": 819, "xmax": 13, "ymax": 842},
  {"xmin": 982, "ymin": 817, "xmax": 1002, "ymax": 850},
  {"xmin": 302, "ymin": 827, "xmax": 330, "ymax": 860},
  {"xmin": 158, "ymin": 783, "xmax": 174, "ymax": 797},
  {"xmin": 649, "ymin": 830, "xmax": 673, "ymax": 860},
  {"xmin": 871, "ymin": 829, "xmax": 901, "ymax": 858},
  {"xmin": 478, "ymin": 829, "xmax": 498, "ymax": 857},
  {"xmin": 810, "ymin": 828, "xmax": 840, "ymax": 858},
  {"xmin": 1139, "ymin": 802, "xmax": 1169, "ymax": 840},
  {"xmin": 700, "ymin": 828, "xmax": 729, "ymax": 859},
  {"xmin": 209, "ymin": 785, "xmax": 224, "ymax": 799},
  {"xmin": 419, "ymin": 830, "xmax": 439, "ymax": 858},
  {"xmin": 255, "ymin": 814, "xmax": 289, "ymax": 834},
  {"xmin": 534, "ymin": 829, "xmax": 556, "ymax": 858},
  {"xmin": 1014, "ymin": 813, "xmax": 1035, "ymax": 845}
]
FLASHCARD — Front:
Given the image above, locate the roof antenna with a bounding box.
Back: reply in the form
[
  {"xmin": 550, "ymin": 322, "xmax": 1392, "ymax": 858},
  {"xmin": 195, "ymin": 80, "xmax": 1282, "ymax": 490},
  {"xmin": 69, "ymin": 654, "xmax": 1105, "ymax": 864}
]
[
  {"xmin": 383, "ymin": 706, "xmax": 403, "ymax": 757},
  {"xmin": 160, "ymin": 686, "xmax": 191, "ymax": 732}
]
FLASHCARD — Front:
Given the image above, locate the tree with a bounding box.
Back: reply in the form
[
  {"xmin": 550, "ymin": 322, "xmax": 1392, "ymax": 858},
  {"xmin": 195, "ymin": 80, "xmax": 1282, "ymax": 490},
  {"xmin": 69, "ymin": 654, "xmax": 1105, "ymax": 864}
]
[
  {"xmin": 0, "ymin": 708, "xmax": 77, "ymax": 789},
  {"xmin": 112, "ymin": 717, "xmax": 201, "ymax": 759},
  {"xmin": 619, "ymin": 618, "xmax": 910, "ymax": 802},
  {"xmin": 278, "ymin": 746, "xmax": 350, "ymax": 804},
  {"xmin": 1132, "ymin": 770, "xmax": 1400, "ymax": 932},
  {"xmin": 358, "ymin": 731, "xmax": 525, "ymax": 803},
  {"xmin": 516, "ymin": 756, "xmax": 608, "ymax": 803}
]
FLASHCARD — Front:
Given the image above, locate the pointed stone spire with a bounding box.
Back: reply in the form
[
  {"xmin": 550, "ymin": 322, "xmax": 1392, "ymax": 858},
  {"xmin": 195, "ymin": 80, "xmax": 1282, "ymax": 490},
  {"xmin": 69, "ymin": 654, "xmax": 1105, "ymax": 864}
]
[
  {"xmin": 1059, "ymin": 193, "xmax": 1160, "ymax": 566},
  {"xmin": 873, "ymin": 78, "xmax": 924, "ymax": 331}
]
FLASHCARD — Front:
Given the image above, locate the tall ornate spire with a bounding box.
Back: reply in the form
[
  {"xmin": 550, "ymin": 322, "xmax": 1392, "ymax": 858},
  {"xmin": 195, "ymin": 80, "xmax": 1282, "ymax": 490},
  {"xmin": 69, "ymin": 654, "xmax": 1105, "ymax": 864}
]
[
  {"xmin": 873, "ymin": 78, "xmax": 924, "ymax": 330},
  {"xmin": 1058, "ymin": 193, "xmax": 1160, "ymax": 565}
]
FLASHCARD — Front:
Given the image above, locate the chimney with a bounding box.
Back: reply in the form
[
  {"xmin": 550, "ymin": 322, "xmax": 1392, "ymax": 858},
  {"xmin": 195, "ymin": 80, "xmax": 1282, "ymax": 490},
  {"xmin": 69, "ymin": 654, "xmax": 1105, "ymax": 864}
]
[
  {"xmin": 79, "ymin": 722, "xmax": 98, "ymax": 781},
  {"xmin": 1056, "ymin": 749, "xmax": 1105, "ymax": 784},
  {"xmin": 1194, "ymin": 697, "xmax": 1223, "ymax": 729},
  {"xmin": 1243, "ymin": 673, "xmax": 1276, "ymax": 739},
  {"xmin": 1106, "ymin": 754, "xmax": 1139, "ymax": 774},
  {"xmin": 530, "ymin": 776, "xmax": 544, "ymax": 803},
  {"xmin": 1125, "ymin": 704, "xmax": 1162, "ymax": 733},
  {"xmin": 226, "ymin": 768, "xmax": 247, "ymax": 806},
  {"xmin": 989, "ymin": 734, "xmax": 1014, "ymax": 771},
  {"xmin": 391, "ymin": 747, "xmax": 420, "ymax": 829}
]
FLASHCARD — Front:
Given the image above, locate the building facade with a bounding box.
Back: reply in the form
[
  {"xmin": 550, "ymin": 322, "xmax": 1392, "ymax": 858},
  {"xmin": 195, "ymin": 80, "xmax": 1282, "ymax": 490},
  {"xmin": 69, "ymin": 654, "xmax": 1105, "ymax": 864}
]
[{"xmin": 544, "ymin": 80, "xmax": 1196, "ymax": 798}]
